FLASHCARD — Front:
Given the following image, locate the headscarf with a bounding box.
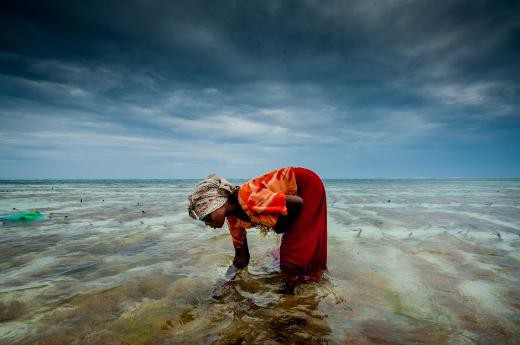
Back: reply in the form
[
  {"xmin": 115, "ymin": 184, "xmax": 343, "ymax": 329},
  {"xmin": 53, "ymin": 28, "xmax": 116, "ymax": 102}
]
[{"xmin": 187, "ymin": 174, "xmax": 237, "ymax": 220}]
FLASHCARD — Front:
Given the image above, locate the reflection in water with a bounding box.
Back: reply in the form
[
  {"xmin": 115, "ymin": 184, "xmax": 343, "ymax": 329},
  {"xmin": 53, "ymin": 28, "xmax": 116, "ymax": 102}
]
[
  {"xmin": 206, "ymin": 266, "xmax": 332, "ymax": 345},
  {"xmin": 0, "ymin": 179, "xmax": 519, "ymax": 344}
]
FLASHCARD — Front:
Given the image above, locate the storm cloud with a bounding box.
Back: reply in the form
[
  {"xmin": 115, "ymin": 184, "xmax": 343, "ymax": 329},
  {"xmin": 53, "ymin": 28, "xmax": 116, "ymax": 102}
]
[{"xmin": 1, "ymin": 0, "xmax": 519, "ymax": 178}]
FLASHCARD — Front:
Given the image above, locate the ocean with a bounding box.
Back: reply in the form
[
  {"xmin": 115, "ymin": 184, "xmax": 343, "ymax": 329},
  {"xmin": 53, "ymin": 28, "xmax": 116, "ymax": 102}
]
[{"xmin": 0, "ymin": 179, "xmax": 519, "ymax": 344}]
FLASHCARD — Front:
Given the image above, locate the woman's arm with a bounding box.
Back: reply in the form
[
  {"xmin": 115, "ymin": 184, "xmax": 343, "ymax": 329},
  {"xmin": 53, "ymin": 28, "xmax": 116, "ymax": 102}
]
[
  {"xmin": 228, "ymin": 223, "xmax": 250, "ymax": 269},
  {"xmin": 233, "ymin": 237, "xmax": 250, "ymax": 268},
  {"xmin": 233, "ymin": 195, "xmax": 302, "ymax": 266},
  {"xmin": 274, "ymin": 195, "xmax": 303, "ymax": 233}
]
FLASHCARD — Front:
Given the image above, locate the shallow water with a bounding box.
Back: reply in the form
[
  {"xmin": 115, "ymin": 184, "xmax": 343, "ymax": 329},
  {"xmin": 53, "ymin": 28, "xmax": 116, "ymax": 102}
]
[{"xmin": 0, "ymin": 179, "xmax": 519, "ymax": 344}]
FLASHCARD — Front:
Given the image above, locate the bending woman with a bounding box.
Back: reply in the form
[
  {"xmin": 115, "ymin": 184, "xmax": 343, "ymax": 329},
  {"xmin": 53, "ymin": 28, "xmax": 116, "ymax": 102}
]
[{"xmin": 187, "ymin": 167, "xmax": 327, "ymax": 283}]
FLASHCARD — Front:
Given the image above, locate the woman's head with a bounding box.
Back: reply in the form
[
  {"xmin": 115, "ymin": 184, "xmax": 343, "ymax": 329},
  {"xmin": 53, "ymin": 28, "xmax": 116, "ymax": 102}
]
[{"xmin": 187, "ymin": 174, "xmax": 236, "ymax": 228}]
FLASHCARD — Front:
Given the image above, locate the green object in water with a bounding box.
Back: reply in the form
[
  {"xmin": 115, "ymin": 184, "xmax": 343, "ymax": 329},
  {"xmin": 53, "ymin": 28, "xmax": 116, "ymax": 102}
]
[{"xmin": 0, "ymin": 211, "xmax": 44, "ymax": 222}]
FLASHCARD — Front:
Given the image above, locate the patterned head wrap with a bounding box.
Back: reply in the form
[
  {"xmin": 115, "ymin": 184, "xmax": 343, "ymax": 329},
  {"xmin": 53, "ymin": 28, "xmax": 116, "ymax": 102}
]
[{"xmin": 187, "ymin": 174, "xmax": 237, "ymax": 220}]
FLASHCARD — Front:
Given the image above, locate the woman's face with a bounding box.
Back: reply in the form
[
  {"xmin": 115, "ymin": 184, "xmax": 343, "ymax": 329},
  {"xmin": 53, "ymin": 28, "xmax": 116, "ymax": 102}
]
[{"xmin": 201, "ymin": 204, "xmax": 226, "ymax": 229}]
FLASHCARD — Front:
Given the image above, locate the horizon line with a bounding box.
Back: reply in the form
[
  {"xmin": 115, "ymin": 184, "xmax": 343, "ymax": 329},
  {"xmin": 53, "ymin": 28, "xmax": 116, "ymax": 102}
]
[{"xmin": 1, "ymin": 177, "xmax": 519, "ymax": 181}]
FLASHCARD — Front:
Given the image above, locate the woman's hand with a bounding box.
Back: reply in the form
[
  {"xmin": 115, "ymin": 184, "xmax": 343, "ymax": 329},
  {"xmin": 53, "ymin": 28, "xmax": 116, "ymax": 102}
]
[{"xmin": 233, "ymin": 244, "xmax": 250, "ymax": 269}]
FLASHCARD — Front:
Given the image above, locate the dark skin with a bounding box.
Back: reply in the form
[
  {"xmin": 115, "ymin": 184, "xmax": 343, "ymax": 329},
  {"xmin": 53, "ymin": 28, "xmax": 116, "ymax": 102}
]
[{"xmin": 202, "ymin": 188, "xmax": 303, "ymax": 269}]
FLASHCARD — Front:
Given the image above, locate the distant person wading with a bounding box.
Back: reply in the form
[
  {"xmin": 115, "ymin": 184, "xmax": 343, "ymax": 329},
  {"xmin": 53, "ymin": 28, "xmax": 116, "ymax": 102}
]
[{"xmin": 187, "ymin": 167, "xmax": 328, "ymax": 285}]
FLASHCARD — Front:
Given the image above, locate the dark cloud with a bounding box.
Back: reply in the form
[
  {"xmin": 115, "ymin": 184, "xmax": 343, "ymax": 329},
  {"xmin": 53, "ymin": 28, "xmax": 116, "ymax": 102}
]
[{"xmin": 0, "ymin": 0, "xmax": 519, "ymax": 178}]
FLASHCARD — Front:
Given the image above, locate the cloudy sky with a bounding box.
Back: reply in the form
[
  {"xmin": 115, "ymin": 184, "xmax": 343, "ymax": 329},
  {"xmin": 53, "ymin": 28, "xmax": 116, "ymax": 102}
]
[{"xmin": 0, "ymin": 0, "xmax": 519, "ymax": 179}]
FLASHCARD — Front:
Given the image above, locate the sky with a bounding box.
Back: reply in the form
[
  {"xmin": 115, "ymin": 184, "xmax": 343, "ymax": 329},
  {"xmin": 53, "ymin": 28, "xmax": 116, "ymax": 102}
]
[{"xmin": 0, "ymin": 0, "xmax": 519, "ymax": 179}]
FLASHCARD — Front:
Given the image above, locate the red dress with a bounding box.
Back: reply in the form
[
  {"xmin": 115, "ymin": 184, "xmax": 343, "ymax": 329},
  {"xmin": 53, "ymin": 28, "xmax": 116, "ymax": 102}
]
[{"xmin": 226, "ymin": 167, "xmax": 328, "ymax": 281}]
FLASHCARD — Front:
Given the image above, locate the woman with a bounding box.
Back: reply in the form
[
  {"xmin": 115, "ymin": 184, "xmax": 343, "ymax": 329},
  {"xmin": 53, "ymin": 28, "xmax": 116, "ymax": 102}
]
[{"xmin": 187, "ymin": 167, "xmax": 327, "ymax": 284}]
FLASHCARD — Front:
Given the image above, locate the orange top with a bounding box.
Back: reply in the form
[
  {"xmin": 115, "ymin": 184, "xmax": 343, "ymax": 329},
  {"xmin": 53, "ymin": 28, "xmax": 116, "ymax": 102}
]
[{"xmin": 227, "ymin": 167, "xmax": 298, "ymax": 248}]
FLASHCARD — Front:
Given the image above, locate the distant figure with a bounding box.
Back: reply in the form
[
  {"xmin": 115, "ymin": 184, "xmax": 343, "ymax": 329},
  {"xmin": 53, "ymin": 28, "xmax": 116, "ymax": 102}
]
[
  {"xmin": 188, "ymin": 167, "xmax": 328, "ymax": 286},
  {"xmin": 80, "ymin": 198, "xmax": 83, "ymax": 203}
]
